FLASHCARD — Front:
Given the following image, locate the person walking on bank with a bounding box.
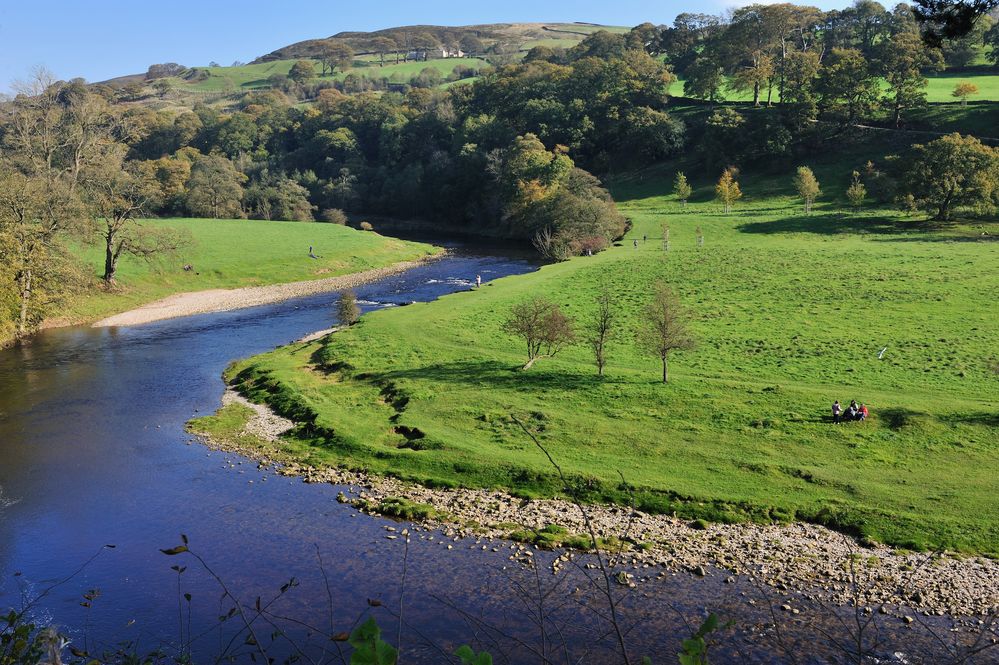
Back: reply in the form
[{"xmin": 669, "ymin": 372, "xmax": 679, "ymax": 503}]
[{"xmin": 832, "ymin": 400, "xmax": 842, "ymax": 424}]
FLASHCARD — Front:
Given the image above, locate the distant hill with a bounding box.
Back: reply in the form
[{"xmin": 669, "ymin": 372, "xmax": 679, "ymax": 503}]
[{"xmin": 252, "ymin": 22, "xmax": 630, "ymax": 61}]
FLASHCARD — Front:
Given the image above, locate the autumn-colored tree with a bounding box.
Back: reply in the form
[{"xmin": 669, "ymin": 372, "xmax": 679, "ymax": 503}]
[
  {"xmin": 504, "ymin": 297, "xmax": 575, "ymax": 369},
  {"xmin": 369, "ymin": 38, "xmax": 396, "ymax": 67},
  {"xmin": 715, "ymin": 167, "xmax": 742, "ymax": 213},
  {"xmin": 793, "ymin": 166, "xmax": 821, "ymax": 214},
  {"xmin": 637, "ymin": 281, "xmax": 696, "ymax": 383},
  {"xmin": 673, "ymin": 172, "xmax": 692, "ymax": 208},
  {"xmin": 952, "ymin": 82, "xmax": 979, "ymax": 106},
  {"xmin": 288, "ymin": 60, "xmax": 316, "ymax": 84},
  {"xmin": 317, "ymin": 41, "xmax": 354, "ymax": 76}
]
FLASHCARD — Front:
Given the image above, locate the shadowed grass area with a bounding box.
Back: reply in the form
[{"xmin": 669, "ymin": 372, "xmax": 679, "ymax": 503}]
[{"xmin": 224, "ymin": 151, "xmax": 999, "ymax": 555}]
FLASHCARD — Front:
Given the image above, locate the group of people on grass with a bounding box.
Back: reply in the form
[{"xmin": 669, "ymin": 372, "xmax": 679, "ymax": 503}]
[{"xmin": 832, "ymin": 399, "xmax": 868, "ymax": 424}]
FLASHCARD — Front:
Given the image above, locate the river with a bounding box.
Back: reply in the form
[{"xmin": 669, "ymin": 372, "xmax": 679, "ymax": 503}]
[{"xmin": 0, "ymin": 248, "xmax": 981, "ymax": 664}]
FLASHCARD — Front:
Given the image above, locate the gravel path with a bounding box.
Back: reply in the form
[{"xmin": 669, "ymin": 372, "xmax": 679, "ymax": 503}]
[{"xmin": 93, "ymin": 256, "xmax": 439, "ymax": 328}]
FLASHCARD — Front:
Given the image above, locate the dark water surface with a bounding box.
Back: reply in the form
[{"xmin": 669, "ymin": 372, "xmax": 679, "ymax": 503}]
[{"xmin": 0, "ymin": 249, "xmax": 980, "ymax": 664}]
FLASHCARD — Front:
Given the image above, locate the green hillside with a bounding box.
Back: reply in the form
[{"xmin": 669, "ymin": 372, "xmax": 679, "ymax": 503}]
[{"xmin": 224, "ymin": 144, "xmax": 999, "ymax": 555}]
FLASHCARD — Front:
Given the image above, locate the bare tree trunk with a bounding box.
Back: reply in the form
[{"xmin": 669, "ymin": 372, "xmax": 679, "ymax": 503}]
[
  {"xmin": 662, "ymin": 355, "xmax": 668, "ymax": 383},
  {"xmin": 17, "ymin": 269, "xmax": 32, "ymax": 338}
]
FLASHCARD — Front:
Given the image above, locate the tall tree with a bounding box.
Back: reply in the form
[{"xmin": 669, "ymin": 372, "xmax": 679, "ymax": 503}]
[
  {"xmin": 878, "ymin": 31, "xmax": 944, "ymax": 126},
  {"xmin": 81, "ymin": 146, "xmax": 180, "ymax": 285},
  {"xmin": 637, "ymin": 281, "xmax": 695, "ymax": 383},
  {"xmin": 185, "ymin": 154, "xmax": 246, "ymax": 219},
  {"xmin": 683, "ymin": 57, "xmax": 726, "ymax": 102},
  {"xmin": 815, "ymin": 48, "xmax": 880, "ymax": 125}
]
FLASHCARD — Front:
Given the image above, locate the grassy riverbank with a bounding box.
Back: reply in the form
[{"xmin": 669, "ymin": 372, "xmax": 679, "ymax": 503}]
[
  {"xmin": 223, "ymin": 152, "xmax": 999, "ymax": 555},
  {"xmin": 47, "ymin": 218, "xmax": 438, "ymax": 328}
]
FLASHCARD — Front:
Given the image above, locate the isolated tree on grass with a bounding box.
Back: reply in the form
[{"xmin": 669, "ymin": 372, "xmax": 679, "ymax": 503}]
[
  {"xmin": 715, "ymin": 167, "xmax": 742, "ymax": 214},
  {"xmin": 318, "ymin": 41, "xmax": 354, "ymax": 76},
  {"xmin": 369, "ymin": 38, "xmax": 396, "ymax": 67},
  {"xmin": 588, "ymin": 287, "xmax": 615, "ymax": 376},
  {"xmin": 673, "ymin": 172, "xmax": 692, "ymax": 208},
  {"xmin": 637, "ymin": 282, "xmax": 695, "ymax": 383},
  {"xmin": 846, "ymin": 171, "xmax": 867, "ymax": 211},
  {"xmin": 336, "ymin": 289, "xmax": 361, "ymax": 325},
  {"xmin": 82, "ymin": 147, "xmax": 183, "ymax": 285},
  {"xmin": 900, "ymin": 133, "xmax": 999, "ymax": 221},
  {"xmin": 504, "ymin": 297, "xmax": 575, "ymax": 370},
  {"xmin": 952, "ymin": 82, "xmax": 979, "ymax": 106},
  {"xmin": 793, "ymin": 166, "xmax": 821, "ymax": 214},
  {"xmin": 288, "ymin": 60, "xmax": 316, "ymax": 84}
]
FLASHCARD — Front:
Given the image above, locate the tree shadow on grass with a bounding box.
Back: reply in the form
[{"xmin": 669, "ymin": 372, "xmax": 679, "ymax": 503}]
[
  {"xmin": 943, "ymin": 411, "xmax": 999, "ymax": 428},
  {"xmin": 372, "ymin": 359, "xmax": 612, "ymax": 392},
  {"xmin": 737, "ymin": 212, "xmax": 923, "ymax": 236}
]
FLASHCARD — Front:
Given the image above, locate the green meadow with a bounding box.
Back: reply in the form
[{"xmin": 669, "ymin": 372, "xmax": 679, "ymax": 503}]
[
  {"xmin": 170, "ymin": 58, "xmax": 490, "ymax": 92},
  {"xmin": 671, "ymin": 72, "xmax": 999, "ymax": 103},
  {"xmin": 61, "ymin": 218, "xmax": 436, "ymax": 323},
  {"xmin": 224, "ymin": 145, "xmax": 999, "ymax": 556}
]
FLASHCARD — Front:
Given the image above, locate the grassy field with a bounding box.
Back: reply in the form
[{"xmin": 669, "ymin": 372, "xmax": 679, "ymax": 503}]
[
  {"xmin": 224, "ymin": 146, "xmax": 999, "ymax": 556},
  {"xmin": 59, "ymin": 218, "xmax": 437, "ymax": 323},
  {"xmin": 671, "ymin": 71, "xmax": 999, "ymax": 103},
  {"xmin": 166, "ymin": 58, "xmax": 490, "ymax": 92}
]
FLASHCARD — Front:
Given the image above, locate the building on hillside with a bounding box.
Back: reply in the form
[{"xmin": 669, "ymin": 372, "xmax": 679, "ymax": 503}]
[{"xmin": 440, "ymin": 47, "xmax": 465, "ymax": 58}]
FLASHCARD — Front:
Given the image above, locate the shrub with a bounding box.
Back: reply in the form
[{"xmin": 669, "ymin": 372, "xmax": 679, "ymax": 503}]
[
  {"xmin": 359, "ymin": 221, "xmax": 374, "ymax": 231},
  {"xmin": 319, "ymin": 208, "xmax": 348, "ymax": 224}
]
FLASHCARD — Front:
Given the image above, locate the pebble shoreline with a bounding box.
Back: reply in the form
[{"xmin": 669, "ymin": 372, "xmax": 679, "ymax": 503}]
[
  {"xmin": 92, "ymin": 252, "xmax": 444, "ymax": 328},
  {"xmin": 194, "ymin": 390, "xmax": 999, "ymax": 622}
]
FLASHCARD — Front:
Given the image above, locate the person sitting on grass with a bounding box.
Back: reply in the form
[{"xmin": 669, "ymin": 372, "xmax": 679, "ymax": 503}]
[
  {"xmin": 845, "ymin": 402, "xmax": 857, "ymax": 421},
  {"xmin": 858, "ymin": 403, "xmax": 869, "ymax": 421}
]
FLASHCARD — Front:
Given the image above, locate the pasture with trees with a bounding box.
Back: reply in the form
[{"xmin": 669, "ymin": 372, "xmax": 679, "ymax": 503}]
[{"xmin": 3, "ymin": 0, "xmax": 999, "ymax": 559}]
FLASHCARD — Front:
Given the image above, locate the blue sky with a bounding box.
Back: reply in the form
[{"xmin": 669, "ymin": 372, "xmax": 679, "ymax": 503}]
[{"xmin": 0, "ymin": 0, "xmax": 853, "ymax": 92}]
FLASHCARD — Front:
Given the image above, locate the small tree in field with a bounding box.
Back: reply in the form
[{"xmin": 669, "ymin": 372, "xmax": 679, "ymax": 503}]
[
  {"xmin": 505, "ymin": 297, "xmax": 575, "ymax": 370},
  {"xmin": 589, "ymin": 288, "xmax": 615, "ymax": 376},
  {"xmin": 715, "ymin": 167, "xmax": 742, "ymax": 214},
  {"xmin": 673, "ymin": 172, "xmax": 692, "ymax": 208},
  {"xmin": 793, "ymin": 166, "xmax": 821, "ymax": 214},
  {"xmin": 637, "ymin": 282, "xmax": 695, "ymax": 383},
  {"xmin": 336, "ymin": 289, "xmax": 361, "ymax": 325},
  {"xmin": 846, "ymin": 171, "xmax": 867, "ymax": 211},
  {"xmin": 952, "ymin": 82, "xmax": 978, "ymax": 106}
]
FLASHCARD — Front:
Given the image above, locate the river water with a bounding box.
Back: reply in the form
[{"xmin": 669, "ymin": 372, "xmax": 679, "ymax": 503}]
[{"xmin": 0, "ymin": 248, "xmax": 982, "ymax": 664}]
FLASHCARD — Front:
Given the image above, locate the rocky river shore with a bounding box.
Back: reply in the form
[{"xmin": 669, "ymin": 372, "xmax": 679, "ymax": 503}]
[{"xmin": 191, "ymin": 390, "xmax": 999, "ymax": 624}]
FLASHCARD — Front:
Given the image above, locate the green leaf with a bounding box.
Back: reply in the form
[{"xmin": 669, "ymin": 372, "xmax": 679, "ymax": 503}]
[
  {"xmin": 160, "ymin": 545, "xmax": 189, "ymax": 555},
  {"xmin": 455, "ymin": 645, "xmax": 493, "ymax": 665},
  {"xmin": 349, "ymin": 617, "xmax": 398, "ymax": 665}
]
